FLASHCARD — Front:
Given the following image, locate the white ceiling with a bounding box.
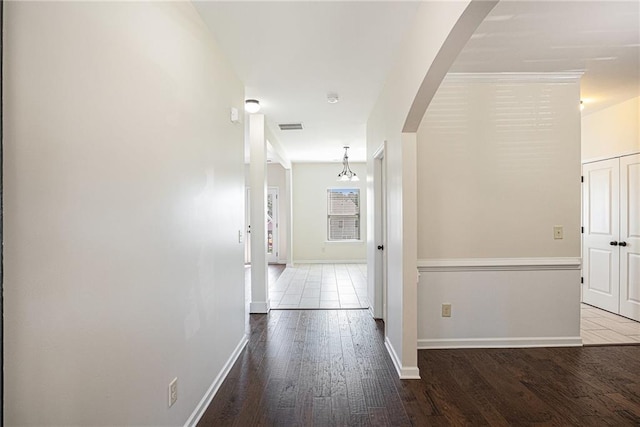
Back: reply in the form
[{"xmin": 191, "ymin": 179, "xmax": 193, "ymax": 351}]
[
  {"xmin": 451, "ymin": 1, "xmax": 639, "ymax": 114},
  {"xmin": 194, "ymin": 1, "xmax": 419, "ymax": 162},
  {"xmin": 195, "ymin": 1, "xmax": 639, "ymax": 162}
]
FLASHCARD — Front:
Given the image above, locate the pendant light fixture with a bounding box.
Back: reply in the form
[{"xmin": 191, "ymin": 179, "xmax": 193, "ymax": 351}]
[{"xmin": 336, "ymin": 146, "xmax": 359, "ymax": 182}]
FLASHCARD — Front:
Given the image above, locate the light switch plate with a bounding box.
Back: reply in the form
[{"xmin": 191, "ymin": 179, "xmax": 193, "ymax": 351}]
[{"xmin": 230, "ymin": 107, "xmax": 239, "ymax": 123}]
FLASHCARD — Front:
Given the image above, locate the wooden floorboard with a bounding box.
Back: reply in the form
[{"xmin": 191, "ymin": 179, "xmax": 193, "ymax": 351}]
[{"xmin": 198, "ymin": 310, "xmax": 640, "ymax": 426}]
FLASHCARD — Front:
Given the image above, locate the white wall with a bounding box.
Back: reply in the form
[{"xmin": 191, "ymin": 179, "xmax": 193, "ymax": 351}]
[
  {"xmin": 366, "ymin": 0, "xmax": 494, "ymax": 377},
  {"xmin": 417, "ymin": 268, "xmax": 581, "ymax": 348},
  {"xmin": 416, "ymin": 75, "xmax": 582, "ymax": 348},
  {"xmin": 292, "ymin": 162, "xmax": 367, "ymax": 263},
  {"xmin": 417, "ymin": 76, "xmax": 582, "ymax": 259},
  {"xmin": 4, "ymin": 2, "xmax": 245, "ymax": 425},
  {"xmin": 581, "ymin": 96, "xmax": 640, "ymax": 161}
]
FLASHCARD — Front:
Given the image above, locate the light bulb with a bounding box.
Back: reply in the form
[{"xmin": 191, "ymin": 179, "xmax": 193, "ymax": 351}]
[{"xmin": 245, "ymin": 99, "xmax": 261, "ymax": 113}]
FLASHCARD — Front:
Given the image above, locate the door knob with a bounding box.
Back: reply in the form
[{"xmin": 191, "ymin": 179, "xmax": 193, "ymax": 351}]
[
  {"xmin": 610, "ymin": 241, "xmax": 618, "ymax": 246},
  {"xmin": 377, "ymin": 245, "xmax": 384, "ymax": 250},
  {"xmin": 619, "ymin": 241, "xmax": 627, "ymax": 247}
]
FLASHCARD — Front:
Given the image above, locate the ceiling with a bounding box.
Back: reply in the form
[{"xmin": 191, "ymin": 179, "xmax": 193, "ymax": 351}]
[
  {"xmin": 194, "ymin": 1, "xmax": 420, "ymax": 162},
  {"xmin": 194, "ymin": 1, "xmax": 639, "ymax": 163},
  {"xmin": 451, "ymin": 1, "xmax": 640, "ymax": 115}
]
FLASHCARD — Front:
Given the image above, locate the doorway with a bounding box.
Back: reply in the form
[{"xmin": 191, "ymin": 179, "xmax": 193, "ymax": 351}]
[
  {"xmin": 581, "ymin": 153, "xmax": 640, "ymax": 345},
  {"xmin": 245, "ymin": 187, "xmax": 280, "ymax": 264},
  {"xmin": 267, "ymin": 187, "xmax": 279, "ymax": 263},
  {"xmin": 582, "ymin": 154, "xmax": 640, "ymax": 322}
]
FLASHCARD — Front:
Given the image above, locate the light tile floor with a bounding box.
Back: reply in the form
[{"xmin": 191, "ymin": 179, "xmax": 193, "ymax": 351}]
[
  {"xmin": 270, "ymin": 263, "xmax": 368, "ymax": 309},
  {"xmin": 581, "ymin": 303, "xmax": 640, "ymax": 345}
]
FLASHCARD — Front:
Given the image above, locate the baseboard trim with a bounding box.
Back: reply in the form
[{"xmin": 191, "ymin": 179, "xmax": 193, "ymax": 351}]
[
  {"xmin": 293, "ymin": 259, "xmax": 367, "ymax": 264},
  {"xmin": 417, "ymin": 257, "xmax": 581, "ymax": 272},
  {"xmin": 249, "ymin": 300, "xmax": 270, "ymax": 314},
  {"xmin": 185, "ymin": 334, "xmax": 249, "ymax": 427},
  {"xmin": 384, "ymin": 337, "xmax": 421, "ymax": 380},
  {"xmin": 418, "ymin": 336, "xmax": 583, "ymax": 349},
  {"xmin": 368, "ymin": 306, "xmax": 377, "ymax": 319}
]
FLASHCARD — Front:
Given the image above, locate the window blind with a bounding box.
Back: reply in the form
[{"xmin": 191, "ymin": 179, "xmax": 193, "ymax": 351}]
[{"xmin": 327, "ymin": 189, "xmax": 360, "ymax": 240}]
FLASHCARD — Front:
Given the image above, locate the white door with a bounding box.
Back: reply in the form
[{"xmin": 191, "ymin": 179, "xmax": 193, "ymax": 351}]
[
  {"xmin": 381, "ymin": 153, "xmax": 388, "ymax": 323},
  {"xmin": 267, "ymin": 187, "xmax": 279, "ymax": 263},
  {"xmin": 374, "ymin": 144, "xmax": 388, "ymax": 322},
  {"xmin": 619, "ymin": 154, "xmax": 640, "ymax": 321},
  {"xmin": 582, "ymin": 158, "xmax": 620, "ymax": 313},
  {"xmin": 245, "ymin": 188, "xmax": 251, "ymax": 264}
]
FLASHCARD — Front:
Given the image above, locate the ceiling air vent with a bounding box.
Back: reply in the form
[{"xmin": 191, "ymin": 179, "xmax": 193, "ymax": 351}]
[{"xmin": 279, "ymin": 123, "xmax": 303, "ymax": 131}]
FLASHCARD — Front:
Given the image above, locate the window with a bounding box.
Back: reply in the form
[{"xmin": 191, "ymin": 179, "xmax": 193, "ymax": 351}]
[{"xmin": 327, "ymin": 188, "xmax": 360, "ymax": 240}]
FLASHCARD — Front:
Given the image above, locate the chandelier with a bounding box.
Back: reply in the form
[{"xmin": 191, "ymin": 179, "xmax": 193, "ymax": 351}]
[{"xmin": 337, "ymin": 146, "xmax": 359, "ymax": 182}]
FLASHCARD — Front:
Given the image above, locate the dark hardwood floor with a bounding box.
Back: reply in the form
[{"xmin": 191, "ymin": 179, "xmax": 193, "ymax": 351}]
[{"xmin": 198, "ymin": 310, "xmax": 640, "ymax": 426}]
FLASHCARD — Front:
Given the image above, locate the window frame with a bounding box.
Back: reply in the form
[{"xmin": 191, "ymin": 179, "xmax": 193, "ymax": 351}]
[{"xmin": 326, "ymin": 188, "xmax": 361, "ymax": 242}]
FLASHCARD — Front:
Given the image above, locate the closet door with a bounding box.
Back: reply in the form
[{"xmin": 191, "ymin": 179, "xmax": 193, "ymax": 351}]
[
  {"xmin": 582, "ymin": 159, "xmax": 620, "ymax": 313},
  {"xmin": 619, "ymin": 154, "xmax": 640, "ymax": 321}
]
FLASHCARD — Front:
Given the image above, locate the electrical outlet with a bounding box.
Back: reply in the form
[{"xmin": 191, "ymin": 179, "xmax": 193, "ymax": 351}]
[
  {"xmin": 442, "ymin": 303, "xmax": 452, "ymax": 317},
  {"xmin": 169, "ymin": 377, "xmax": 178, "ymax": 407},
  {"xmin": 553, "ymin": 225, "xmax": 563, "ymax": 240}
]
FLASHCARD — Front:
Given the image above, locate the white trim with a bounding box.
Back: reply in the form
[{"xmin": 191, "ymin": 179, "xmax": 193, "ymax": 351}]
[
  {"xmin": 582, "ymin": 151, "xmax": 640, "ymax": 165},
  {"xmin": 184, "ymin": 335, "xmax": 249, "ymax": 427},
  {"xmin": 373, "ymin": 141, "xmax": 386, "ymax": 160},
  {"xmin": 324, "ymin": 240, "xmax": 364, "ymax": 244},
  {"xmin": 444, "ymin": 72, "xmax": 583, "ymax": 83},
  {"xmin": 368, "ymin": 305, "xmax": 377, "ymax": 319},
  {"xmin": 293, "ymin": 259, "xmax": 366, "ymax": 264},
  {"xmin": 418, "ymin": 336, "xmax": 583, "ymax": 350},
  {"xmin": 249, "ymin": 300, "xmax": 270, "ymax": 314},
  {"xmin": 384, "ymin": 337, "xmax": 421, "ymax": 380},
  {"xmin": 417, "ymin": 257, "xmax": 581, "ymax": 272}
]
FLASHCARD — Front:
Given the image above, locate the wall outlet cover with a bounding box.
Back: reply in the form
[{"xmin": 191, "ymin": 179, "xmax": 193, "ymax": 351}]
[
  {"xmin": 442, "ymin": 303, "xmax": 452, "ymax": 317},
  {"xmin": 169, "ymin": 377, "xmax": 178, "ymax": 407}
]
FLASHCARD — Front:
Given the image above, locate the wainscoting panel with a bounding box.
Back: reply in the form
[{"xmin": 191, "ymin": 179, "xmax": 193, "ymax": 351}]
[{"xmin": 417, "ymin": 258, "xmax": 582, "ymax": 349}]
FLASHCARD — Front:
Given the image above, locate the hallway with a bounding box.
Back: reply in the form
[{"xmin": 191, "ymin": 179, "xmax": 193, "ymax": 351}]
[{"xmin": 198, "ymin": 309, "xmax": 640, "ymax": 426}]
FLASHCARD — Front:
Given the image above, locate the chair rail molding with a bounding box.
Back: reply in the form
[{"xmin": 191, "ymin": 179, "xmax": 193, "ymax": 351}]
[{"xmin": 417, "ymin": 257, "xmax": 582, "ymax": 272}]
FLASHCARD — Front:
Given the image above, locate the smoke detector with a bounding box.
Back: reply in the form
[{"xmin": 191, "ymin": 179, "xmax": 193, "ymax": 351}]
[{"xmin": 327, "ymin": 93, "xmax": 339, "ymax": 104}]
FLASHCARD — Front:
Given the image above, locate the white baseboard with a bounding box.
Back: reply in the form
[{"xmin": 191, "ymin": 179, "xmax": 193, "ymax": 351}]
[
  {"xmin": 293, "ymin": 259, "xmax": 367, "ymax": 264},
  {"xmin": 185, "ymin": 334, "xmax": 249, "ymax": 427},
  {"xmin": 418, "ymin": 336, "xmax": 583, "ymax": 349},
  {"xmin": 384, "ymin": 337, "xmax": 421, "ymax": 380},
  {"xmin": 249, "ymin": 300, "xmax": 270, "ymax": 314}
]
